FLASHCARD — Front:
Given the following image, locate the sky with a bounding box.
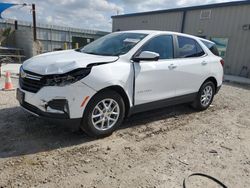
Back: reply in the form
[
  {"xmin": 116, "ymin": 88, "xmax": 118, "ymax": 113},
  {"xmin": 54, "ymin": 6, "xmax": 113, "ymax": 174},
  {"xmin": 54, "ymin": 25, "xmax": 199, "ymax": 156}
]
[{"xmin": 0, "ymin": 0, "xmax": 242, "ymax": 31}]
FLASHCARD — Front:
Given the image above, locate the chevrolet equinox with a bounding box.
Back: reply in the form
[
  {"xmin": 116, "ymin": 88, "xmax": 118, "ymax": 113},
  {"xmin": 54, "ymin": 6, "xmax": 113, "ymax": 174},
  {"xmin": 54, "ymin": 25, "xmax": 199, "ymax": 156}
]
[{"xmin": 17, "ymin": 30, "xmax": 223, "ymax": 137}]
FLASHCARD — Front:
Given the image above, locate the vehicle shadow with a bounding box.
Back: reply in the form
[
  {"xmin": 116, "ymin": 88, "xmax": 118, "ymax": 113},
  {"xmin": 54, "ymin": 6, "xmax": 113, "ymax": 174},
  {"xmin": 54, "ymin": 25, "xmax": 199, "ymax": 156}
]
[{"xmin": 0, "ymin": 104, "xmax": 196, "ymax": 158}]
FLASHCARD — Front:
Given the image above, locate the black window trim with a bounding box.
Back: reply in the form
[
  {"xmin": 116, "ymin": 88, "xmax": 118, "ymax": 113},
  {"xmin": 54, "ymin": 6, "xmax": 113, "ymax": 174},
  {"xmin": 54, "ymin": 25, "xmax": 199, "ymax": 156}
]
[
  {"xmin": 173, "ymin": 35, "xmax": 208, "ymax": 59},
  {"xmin": 131, "ymin": 34, "xmax": 175, "ymax": 61},
  {"xmin": 200, "ymin": 39, "xmax": 220, "ymax": 57}
]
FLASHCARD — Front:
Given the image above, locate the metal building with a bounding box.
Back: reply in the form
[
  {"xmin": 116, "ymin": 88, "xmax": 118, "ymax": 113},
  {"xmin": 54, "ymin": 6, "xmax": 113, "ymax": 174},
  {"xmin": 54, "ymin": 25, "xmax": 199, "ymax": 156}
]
[
  {"xmin": 112, "ymin": 1, "xmax": 250, "ymax": 78},
  {"xmin": 0, "ymin": 19, "xmax": 108, "ymax": 59}
]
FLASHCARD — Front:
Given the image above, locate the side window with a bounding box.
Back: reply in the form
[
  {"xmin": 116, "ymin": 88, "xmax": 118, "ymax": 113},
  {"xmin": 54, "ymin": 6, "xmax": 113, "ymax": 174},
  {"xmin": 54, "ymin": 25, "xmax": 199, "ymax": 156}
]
[
  {"xmin": 139, "ymin": 35, "xmax": 173, "ymax": 59},
  {"xmin": 177, "ymin": 36, "xmax": 205, "ymax": 58},
  {"xmin": 201, "ymin": 40, "xmax": 220, "ymax": 56}
]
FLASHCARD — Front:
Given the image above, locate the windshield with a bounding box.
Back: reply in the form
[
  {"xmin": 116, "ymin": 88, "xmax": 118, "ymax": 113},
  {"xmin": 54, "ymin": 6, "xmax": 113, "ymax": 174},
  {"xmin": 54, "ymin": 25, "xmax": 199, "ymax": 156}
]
[{"xmin": 80, "ymin": 32, "xmax": 147, "ymax": 56}]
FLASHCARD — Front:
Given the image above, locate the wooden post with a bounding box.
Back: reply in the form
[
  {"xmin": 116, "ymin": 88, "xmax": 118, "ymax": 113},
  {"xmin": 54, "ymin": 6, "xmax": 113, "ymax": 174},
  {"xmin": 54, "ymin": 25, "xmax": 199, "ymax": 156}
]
[
  {"xmin": 14, "ymin": 20, "xmax": 18, "ymax": 30},
  {"xmin": 64, "ymin": 43, "xmax": 67, "ymax": 50},
  {"xmin": 32, "ymin": 4, "xmax": 37, "ymax": 41},
  {"xmin": 75, "ymin": 43, "xmax": 79, "ymax": 49}
]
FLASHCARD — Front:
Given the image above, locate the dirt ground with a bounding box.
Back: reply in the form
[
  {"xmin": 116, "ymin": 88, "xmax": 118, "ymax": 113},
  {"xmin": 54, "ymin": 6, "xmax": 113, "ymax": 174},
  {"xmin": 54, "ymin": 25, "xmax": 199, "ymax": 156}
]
[{"xmin": 0, "ymin": 78, "xmax": 249, "ymax": 188}]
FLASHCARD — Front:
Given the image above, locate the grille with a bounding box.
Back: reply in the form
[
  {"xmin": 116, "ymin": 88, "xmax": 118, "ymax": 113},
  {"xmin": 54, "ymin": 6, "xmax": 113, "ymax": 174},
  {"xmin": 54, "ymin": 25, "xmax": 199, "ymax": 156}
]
[{"xmin": 19, "ymin": 71, "xmax": 45, "ymax": 93}]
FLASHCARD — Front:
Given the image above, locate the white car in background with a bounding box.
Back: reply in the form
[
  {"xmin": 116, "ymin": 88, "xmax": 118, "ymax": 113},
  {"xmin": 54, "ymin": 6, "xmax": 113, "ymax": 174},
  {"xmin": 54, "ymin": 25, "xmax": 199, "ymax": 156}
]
[{"xmin": 17, "ymin": 30, "xmax": 223, "ymax": 137}]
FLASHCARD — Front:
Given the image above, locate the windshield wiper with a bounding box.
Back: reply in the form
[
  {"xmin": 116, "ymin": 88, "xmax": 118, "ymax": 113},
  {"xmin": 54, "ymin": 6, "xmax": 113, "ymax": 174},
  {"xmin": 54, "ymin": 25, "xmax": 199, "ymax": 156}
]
[
  {"xmin": 76, "ymin": 49, "xmax": 119, "ymax": 56},
  {"xmin": 82, "ymin": 51, "xmax": 99, "ymax": 55},
  {"xmin": 84, "ymin": 51, "xmax": 119, "ymax": 56}
]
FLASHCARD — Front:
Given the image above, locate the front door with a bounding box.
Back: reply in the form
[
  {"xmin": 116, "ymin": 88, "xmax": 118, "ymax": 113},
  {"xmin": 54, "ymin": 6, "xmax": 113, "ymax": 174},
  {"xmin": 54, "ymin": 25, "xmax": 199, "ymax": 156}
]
[{"xmin": 133, "ymin": 35, "xmax": 178, "ymax": 105}]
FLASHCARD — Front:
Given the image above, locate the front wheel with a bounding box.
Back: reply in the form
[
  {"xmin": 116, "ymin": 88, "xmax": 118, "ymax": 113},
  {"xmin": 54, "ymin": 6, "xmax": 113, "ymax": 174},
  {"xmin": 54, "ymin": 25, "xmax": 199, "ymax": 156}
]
[
  {"xmin": 81, "ymin": 90, "xmax": 125, "ymax": 137},
  {"xmin": 192, "ymin": 81, "xmax": 215, "ymax": 111}
]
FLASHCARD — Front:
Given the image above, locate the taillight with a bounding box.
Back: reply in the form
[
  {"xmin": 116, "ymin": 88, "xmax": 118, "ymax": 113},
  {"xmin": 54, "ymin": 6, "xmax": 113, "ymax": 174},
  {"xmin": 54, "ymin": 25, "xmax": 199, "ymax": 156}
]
[
  {"xmin": 220, "ymin": 59, "xmax": 224, "ymax": 81},
  {"xmin": 220, "ymin": 59, "xmax": 224, "ymax": 67}
]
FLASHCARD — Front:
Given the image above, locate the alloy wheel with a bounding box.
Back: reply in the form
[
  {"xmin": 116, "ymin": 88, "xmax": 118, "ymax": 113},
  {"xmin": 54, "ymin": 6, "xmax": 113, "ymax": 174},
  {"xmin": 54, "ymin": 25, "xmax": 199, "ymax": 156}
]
[
  {"xmin": 91, "ymin": 99, "xmax": 120, "ymax": 131},
  {"xmin": 200, "ymin": 85, "xmax": 213, "ymax": 107}
]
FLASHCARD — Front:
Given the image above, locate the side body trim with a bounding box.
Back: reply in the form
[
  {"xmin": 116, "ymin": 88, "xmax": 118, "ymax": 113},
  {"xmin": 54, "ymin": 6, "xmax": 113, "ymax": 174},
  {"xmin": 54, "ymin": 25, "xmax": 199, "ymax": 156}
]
[{"xmin": 128, "ymin": 93, "xmax": 197, "ymax": 116}]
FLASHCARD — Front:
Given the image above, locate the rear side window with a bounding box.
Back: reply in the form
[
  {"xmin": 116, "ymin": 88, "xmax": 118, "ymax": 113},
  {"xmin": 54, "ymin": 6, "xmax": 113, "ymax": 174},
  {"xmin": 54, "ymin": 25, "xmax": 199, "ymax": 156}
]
[
  {"xmin": 177, "ymin": 36, "xmax": 205, "ymax": 58},
  {"xmin": 201, "ymin": 40, "xmax": 220, "ymax": 56},
  {"xmin": 139, "ymin": 35, "xmax": 174, "ymax": 59}
]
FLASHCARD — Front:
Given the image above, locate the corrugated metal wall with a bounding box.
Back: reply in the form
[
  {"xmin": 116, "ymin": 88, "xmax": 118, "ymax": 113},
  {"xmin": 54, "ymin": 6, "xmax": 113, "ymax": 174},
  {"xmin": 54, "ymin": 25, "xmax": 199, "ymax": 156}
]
[
  {"xmin": 184, "ymin": 5, "xmax": 250, "ymax": 77},
  {"xmin": 113, "ymin": 12, "xmax": 183, "ymax": 32},
  {"xmin": 112, "ymin": 4, "xmax": 250, "ymax": 78},
  {"xmin": 0, "ymin": 20, "xmax": 108, "ymax": 55}
]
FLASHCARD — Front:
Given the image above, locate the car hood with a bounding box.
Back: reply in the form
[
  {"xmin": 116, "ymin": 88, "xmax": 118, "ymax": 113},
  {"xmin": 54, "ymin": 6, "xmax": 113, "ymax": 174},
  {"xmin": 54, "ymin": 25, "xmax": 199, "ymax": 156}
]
[{"xmin": 22, "ymin": 50, "xmax": 119, "ymax": 75}]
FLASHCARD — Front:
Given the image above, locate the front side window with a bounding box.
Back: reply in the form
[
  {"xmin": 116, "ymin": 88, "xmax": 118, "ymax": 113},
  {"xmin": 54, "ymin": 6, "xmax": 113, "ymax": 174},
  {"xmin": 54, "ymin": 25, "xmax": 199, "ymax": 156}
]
[
  {"xmin": 177, "ymin": 36, "xmax": 205, "ymax": 58},
  {"xmin": 80, "ymin": 32, "xmax": 147, "ymax": 56},
  {"xmin": 138, "ymin": 35, "xmax": 174, "ymax": 59}
]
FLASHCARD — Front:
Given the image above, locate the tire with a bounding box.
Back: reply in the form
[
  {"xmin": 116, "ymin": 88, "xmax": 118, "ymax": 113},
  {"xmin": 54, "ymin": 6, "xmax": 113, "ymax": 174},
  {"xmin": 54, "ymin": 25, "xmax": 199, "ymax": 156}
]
[
  {"xmin": 80, "ymin": 90, "xmax": 125, "ymax": 137},
  {"xmin": 192, "ymin": 81, "xmax": 215, "ymax": 111}
]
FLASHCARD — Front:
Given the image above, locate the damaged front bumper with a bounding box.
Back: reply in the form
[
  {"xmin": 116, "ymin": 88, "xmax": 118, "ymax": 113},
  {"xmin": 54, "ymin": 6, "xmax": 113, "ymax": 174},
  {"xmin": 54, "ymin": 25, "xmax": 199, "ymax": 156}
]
[
  {"xmin": 21, "ymin": 98, "xmax": 70, "ymax": 119},
  {"xmin": 17, "ymin": 81, "xmax": 96, "ymax": 119}
]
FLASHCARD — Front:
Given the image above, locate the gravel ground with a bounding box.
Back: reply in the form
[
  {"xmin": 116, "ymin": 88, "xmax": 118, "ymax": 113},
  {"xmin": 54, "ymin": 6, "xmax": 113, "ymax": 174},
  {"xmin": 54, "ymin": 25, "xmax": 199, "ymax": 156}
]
[{"xmin": 0, "ymin": 78, "xmax": 250, "ymax": 188}]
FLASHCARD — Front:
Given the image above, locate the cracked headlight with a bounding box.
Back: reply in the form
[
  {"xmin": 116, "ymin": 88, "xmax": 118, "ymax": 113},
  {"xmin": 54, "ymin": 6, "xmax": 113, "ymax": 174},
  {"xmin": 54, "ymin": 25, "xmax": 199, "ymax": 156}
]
[{"xmin": 44, "ymin": 68, "xmax": 91, "ymax": 86}]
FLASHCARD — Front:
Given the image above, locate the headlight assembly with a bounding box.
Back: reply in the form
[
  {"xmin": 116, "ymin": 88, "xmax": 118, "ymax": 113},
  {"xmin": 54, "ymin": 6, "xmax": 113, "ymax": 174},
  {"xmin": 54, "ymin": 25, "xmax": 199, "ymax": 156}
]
[{"xmin": 44, "ymin": 68, "xmax": 91, "ymax": 86}]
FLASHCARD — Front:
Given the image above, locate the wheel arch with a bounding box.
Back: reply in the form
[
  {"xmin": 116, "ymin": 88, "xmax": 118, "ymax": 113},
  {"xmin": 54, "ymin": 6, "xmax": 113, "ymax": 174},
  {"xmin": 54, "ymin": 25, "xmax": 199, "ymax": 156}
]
[
  {"xmin": 202, "ymin": 77, "xmax": 218, "ymax": 93},
  {"xmin": 93, "ymin": 85, "xmax": 131, "ymax": 117}
]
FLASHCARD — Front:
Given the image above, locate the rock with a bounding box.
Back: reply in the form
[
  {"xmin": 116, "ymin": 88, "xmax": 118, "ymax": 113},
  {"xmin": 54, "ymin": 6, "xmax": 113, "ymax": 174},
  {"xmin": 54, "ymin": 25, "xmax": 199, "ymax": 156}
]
[
  {"xmin": 17, "ymin": 182, "xmax": 22, "ymax": 187},
  {"xmin": 209, "ymin": 149, "xmax": 218, "ymax": 154},
  {"xmin": 83, "ymin": 159, "xmax": 91, "ymax": 163},
  {"xmin": 172, "ymin": 144, "xmax": 176, "ymax": 149}
]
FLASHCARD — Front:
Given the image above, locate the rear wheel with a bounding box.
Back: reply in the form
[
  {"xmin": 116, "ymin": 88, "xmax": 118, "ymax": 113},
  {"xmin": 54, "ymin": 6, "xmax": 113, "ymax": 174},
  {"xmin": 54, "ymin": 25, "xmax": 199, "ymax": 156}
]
[
  {"xmin": 192, "ymin": 81, "xmax": 215, "ymax": 111},
  {"xmin": 81, "ymin": 90, "xmax": 125, "ymax": 137}
]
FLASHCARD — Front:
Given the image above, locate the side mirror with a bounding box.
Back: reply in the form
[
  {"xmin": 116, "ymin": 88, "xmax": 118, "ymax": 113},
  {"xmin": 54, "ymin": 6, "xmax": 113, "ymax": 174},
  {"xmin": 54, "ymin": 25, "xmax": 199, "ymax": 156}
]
[{"xmin": 133, "ymin": 51, "xmax": 160, "ymax": 62}]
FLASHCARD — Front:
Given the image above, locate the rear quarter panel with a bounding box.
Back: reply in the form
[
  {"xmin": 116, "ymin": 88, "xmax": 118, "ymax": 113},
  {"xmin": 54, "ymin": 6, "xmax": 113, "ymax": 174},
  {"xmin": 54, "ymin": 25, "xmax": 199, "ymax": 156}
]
[{"xmin": 209, "ymin": 56, "xmax": 224, "ymax": 87}]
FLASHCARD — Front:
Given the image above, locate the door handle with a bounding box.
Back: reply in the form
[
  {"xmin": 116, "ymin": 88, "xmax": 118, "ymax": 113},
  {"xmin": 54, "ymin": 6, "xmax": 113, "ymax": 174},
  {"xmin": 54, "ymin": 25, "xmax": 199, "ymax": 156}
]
[
  {"xmin": 201, "ymin": 61, "xmax": 208, "ymax": 65},
  {"xmin": 168, "ymin": 64, "xmax": 177, "ymax": 69}
]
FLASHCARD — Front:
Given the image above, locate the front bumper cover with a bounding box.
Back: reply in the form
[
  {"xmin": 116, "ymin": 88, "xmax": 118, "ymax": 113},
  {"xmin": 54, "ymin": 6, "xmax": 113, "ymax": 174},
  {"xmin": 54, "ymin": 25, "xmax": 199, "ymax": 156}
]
[
  {"xmin": 18, "ymin": 80, "xmax": 96, "ymax": 119},
  {"xmin": 21, "ymin": 100, "xmax": 70, "ymax": 119}
]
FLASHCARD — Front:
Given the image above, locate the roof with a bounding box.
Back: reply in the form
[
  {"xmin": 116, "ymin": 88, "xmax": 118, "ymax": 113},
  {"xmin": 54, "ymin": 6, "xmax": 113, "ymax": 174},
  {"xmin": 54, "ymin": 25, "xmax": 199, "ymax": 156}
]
[
  {"xmin": 115, "ymin": 30, "xmax": 183, "ymax": 35},
  {"xmin": 114, "ymin": 30, "xmax": 214, "ymax": 41},
  {"xmin": 116, "ymin": 30, "xmax": 162, "ymax": 34},
  {"xmin": 112, "ymin": 0, "xmax": 250, "ymax": 18}
]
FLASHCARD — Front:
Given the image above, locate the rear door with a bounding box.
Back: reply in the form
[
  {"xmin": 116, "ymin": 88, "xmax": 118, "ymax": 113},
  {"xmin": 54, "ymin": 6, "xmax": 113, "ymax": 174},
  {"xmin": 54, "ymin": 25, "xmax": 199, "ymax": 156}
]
[{"xmin": 174, "ymin": 35, "xmax": 211, "ymax": 96}]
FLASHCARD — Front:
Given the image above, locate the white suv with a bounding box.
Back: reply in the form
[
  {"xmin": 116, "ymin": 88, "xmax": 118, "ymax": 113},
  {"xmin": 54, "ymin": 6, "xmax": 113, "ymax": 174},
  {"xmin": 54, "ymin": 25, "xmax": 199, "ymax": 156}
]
[{"xmin": 17, "ymin": 30, "xmax": 223, "ymax": 137}]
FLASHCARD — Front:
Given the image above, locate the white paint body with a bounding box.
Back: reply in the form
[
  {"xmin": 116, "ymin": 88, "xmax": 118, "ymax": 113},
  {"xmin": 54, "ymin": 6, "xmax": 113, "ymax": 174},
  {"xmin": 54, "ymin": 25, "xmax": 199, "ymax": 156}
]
[{"xmin": 18, "ymin": 30, "xmax": 223, "ymax": 119}]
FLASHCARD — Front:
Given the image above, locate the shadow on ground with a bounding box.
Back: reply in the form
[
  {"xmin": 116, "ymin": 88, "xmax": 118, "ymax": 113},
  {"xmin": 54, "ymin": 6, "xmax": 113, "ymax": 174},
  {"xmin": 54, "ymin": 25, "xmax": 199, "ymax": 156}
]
[{"xmin": 0, "ymin": 104, "xmax": 196, "ymax": 158}]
